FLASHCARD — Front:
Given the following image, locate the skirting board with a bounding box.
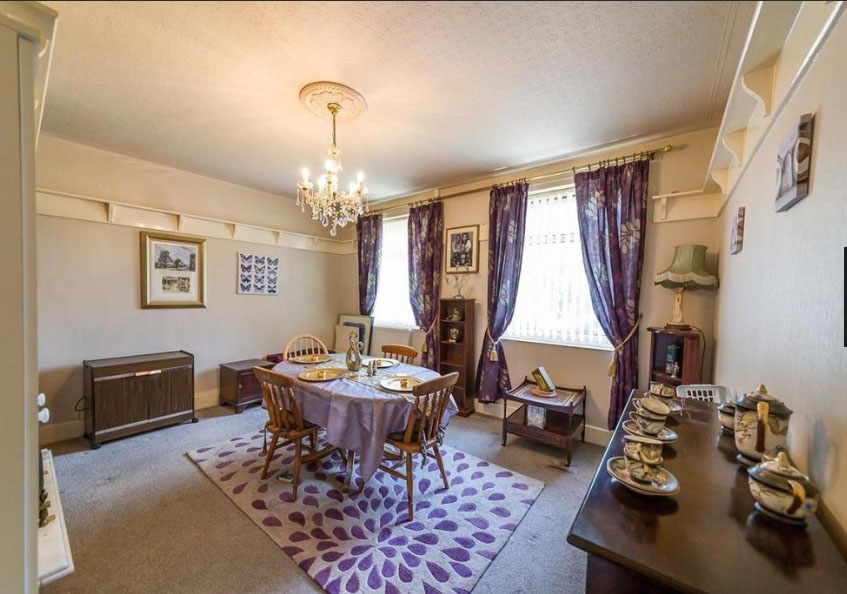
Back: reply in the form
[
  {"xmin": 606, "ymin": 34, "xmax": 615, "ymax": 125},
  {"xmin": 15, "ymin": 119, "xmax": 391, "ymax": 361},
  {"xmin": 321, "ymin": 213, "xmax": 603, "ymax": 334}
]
[
  {"xmin": 473, "ymin": 401, "xmax": 612, "ymax": 447},
  {"xmin": 39, "ymin": 388, "xmax": 222, "ymax": 445}
]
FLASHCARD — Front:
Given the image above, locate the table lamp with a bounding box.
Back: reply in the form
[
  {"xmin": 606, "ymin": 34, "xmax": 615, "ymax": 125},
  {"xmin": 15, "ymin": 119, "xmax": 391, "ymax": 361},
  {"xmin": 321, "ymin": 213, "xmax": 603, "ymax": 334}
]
[{"xmin": 654, "ymin": 244, "xmax": 718, "ymax": 329}]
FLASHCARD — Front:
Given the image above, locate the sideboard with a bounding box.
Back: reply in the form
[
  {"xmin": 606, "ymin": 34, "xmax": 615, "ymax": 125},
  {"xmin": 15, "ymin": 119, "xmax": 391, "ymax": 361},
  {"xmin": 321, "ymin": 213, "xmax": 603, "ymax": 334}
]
[{"xmin": 83, "ymin": 351, "xmax": 196, "ymax": 448}]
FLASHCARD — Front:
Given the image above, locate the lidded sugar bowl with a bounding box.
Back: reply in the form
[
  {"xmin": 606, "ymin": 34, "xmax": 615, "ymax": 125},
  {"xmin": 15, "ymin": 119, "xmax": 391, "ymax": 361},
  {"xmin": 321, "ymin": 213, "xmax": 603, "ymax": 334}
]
[
  {"xmin": 748, "ymin": 451, "xmax": 819, "ymax": 525},
  {"xmin": 734, "ymin": 385, "xmax": 792, "ymax": 465}
]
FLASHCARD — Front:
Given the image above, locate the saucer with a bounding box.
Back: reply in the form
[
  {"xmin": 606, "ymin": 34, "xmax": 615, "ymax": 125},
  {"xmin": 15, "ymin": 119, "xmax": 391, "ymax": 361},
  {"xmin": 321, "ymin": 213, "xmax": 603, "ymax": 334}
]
[
  {"xmin": 623, "ymin": 420, "xmax": 678, "ymax": 443},
  {"xmin": 606, "ymin": 456, "xmax": 680, "ymax": 496},
  {"xmin": 737, "ymin": 453, "xmax": 759, "ymax": 466},
  {"xmin": 647, "ymin": 394, "xmax": 683, "ymax": 414}
]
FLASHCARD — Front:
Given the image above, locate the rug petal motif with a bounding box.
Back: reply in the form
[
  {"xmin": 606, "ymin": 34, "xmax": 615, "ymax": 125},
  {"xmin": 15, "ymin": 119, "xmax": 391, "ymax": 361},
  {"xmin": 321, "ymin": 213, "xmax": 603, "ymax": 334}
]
[{"xmin": 188, "ymin": 432, "xmax": 544, "ymax": 594}]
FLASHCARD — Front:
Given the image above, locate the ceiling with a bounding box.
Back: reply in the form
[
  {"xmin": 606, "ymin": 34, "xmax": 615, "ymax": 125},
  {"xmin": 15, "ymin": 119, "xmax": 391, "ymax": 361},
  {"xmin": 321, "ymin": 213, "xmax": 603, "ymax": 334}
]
[{"xmin": 42, "ymin": 1, "xmax": 755, "ymax": 200}]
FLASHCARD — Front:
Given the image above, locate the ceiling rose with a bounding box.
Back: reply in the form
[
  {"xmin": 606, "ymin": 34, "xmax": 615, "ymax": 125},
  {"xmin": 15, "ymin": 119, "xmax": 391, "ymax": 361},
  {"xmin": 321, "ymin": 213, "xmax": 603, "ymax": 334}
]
[{"xmin": 299, "ymin": 81, "xmax": 367, "ymax": 122}]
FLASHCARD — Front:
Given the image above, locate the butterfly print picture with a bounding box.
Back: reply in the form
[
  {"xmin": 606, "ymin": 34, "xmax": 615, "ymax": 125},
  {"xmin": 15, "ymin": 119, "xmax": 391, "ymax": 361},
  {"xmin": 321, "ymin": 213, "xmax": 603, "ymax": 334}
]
[{"xmin": 237, "ymin": 251, "xmax": 279, "ymax": 296}]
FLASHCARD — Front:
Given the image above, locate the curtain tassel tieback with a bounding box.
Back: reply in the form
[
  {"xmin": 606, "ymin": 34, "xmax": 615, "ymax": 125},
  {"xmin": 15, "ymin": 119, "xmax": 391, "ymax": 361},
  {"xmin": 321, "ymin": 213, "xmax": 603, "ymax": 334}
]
[
  {"xmin": 485, "ymin": 327, "xmax": 499, "ymax": 362},
  {"xmin": 608, "ymin": 314, "xmax": 642, "ymax": 378},
  {"xmin": 419, "ymin": 317, "xmax": 439, "ymax": 353}
]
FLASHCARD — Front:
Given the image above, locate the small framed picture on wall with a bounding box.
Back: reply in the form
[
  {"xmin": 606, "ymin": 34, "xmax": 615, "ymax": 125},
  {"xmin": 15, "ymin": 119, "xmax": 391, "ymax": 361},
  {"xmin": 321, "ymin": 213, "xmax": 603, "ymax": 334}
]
[
  {"xmin": 775, "ymin": 113, "xmax": 814, "ymax": 212},
  {"xmin": 730, "ymin": 206, "xmax": 745, "ymax": 255},
  {"xmin": 140, "ymin": 231, "xmax": 207, "ymax": 308},
  {"xmin": 445, "ymin": 225, "xmax": 479, "ymax": 273}
]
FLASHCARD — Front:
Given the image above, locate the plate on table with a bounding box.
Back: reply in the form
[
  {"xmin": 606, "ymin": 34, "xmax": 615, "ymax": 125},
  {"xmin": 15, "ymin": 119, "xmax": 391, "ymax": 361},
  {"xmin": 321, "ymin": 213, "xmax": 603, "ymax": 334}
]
[
  {"xmin": 363, "ymin": 357, "xmax": 399, "ymax": 368},
  {"xmin": 298, "ymin": 368, "xmax": 346, "ymax": 382},
  {"xmin": 290, "ymin": 353, "xmax": 331, "ymax": 364},
  {"xmin": 622, "ymin": 420, "xmax": 678, "ymax": 443},
  {"xmin": 380, "ymin": 375, "xmax": 423, "ymax": 393},
  {"xmin": 606, "ymin": 456, "xmax": 680, "ymax": 496},
  {"xmin": 531, "ymin": 387, "xmax": 557, "ymax": 398}
]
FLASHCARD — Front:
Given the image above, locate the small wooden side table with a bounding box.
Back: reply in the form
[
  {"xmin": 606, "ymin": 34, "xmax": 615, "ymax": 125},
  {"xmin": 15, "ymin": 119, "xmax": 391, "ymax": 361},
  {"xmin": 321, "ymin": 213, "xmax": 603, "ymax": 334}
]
[
  {"xmin": 219, "ymin": 359, "xmax": 274, "ymax": 413},
  {"xmin": 502, "ymin": 378, "xmax": 586, "ymax": 467}
]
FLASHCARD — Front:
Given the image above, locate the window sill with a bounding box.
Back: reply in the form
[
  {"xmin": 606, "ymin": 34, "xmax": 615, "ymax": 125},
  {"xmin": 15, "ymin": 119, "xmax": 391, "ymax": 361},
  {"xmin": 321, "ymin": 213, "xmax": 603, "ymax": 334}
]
[{"xmin": 501, "ymin": 336, "xmax": 614, "ymax": 352}]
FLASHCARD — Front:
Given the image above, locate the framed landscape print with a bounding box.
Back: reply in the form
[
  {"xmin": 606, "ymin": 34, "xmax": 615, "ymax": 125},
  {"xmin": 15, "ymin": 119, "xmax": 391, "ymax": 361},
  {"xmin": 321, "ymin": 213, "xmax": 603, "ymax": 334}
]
[
  {"xmin": 237, "ymin": 252, "xmax": 279, "ymax": 295},
  {"xmin": 775, "ymin": 113, "xmax": 814, "ymax": 212},
  {"xmin": 445, "ymin": 224, "xmax": 479, "ymax": 273},
  {"xmin": 141, "ymin": 231, "xmax": 207, "ymax": 308}
]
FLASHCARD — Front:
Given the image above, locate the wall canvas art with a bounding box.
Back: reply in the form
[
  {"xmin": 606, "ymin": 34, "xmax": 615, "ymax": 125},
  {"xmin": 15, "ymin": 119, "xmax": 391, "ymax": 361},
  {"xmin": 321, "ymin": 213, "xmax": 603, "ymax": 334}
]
[
  {"xmin": 141, "ymin": 231, "xmax": 206, "ymax": 308},
  {"xmin": 775, "ymin": 113, "xmax": 814, "ymax": 212},
  {"xmin": 445, "ymin": 224, "xmax": 479, "ymax": 273},
  {"xmin": 238, "ymin": 252, "xmax": 279, "ymax": 295},
  {"xmin": 730, "ymin": 206, "xmax": 745, "ymax": 255}
]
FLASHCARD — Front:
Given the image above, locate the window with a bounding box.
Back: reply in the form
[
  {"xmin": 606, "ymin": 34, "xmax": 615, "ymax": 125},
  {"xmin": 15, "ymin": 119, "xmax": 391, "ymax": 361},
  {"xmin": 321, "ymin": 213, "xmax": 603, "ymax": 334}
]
[
  {"xmin": 372, "ymin": 216, "xmax": 417, "ymax": 328},
  {"xmin": 504, "ymin": 187, "xmax": 611, "ymax": 349}
]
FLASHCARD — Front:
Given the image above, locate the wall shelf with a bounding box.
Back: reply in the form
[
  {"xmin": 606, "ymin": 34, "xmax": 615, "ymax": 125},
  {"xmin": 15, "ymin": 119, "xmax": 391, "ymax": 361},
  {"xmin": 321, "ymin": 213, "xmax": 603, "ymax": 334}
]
[
  {"xmin": 651, "ymin": 1, "xmax": 845, "ymax": 222},
  {"xmin": 36, "ymin": 188, "xmax": 356, "ymax": 255}
]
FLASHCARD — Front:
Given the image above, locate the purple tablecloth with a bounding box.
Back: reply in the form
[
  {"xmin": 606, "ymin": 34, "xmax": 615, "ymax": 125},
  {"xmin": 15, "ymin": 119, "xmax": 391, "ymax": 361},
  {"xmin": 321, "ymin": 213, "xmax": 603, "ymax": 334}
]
[{"xmin": 272, "ymin": 354, "xmax": 458, "ymax": 481}]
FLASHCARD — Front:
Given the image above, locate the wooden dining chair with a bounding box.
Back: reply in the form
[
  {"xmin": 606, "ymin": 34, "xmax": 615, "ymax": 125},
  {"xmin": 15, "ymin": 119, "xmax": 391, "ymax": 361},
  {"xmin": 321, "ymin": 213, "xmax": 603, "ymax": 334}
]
[
  {"xmin": 283, "ymin": 334, "xmax": 329, "ymax": 360},
  {"xmin": 254, "ymin": 367, "xmax": 337, "ymax": 500},
  {"xmin": 381, "ymin": 344, "xmax": 419, "ymax": 365},
  {"xmin": 378, "ymin": 372, "xmax": 458, "ymax": 522}
]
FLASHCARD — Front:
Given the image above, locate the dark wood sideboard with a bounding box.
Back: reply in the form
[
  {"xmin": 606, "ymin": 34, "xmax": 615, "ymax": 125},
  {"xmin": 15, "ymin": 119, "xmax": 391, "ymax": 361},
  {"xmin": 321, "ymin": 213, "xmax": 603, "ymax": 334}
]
[
  {"xmin": 219, "ymin": 358, "xmax": 274, "ymax": 413},
  {"xmin": 83, "ymin": 351, "xmax": 196, "ymax": 449},
  {"xmin": 567, "ymin": 391, "xmax": 847, "ymax": 593},
  {"xmin": 438, "ymin": 298, "xmax": 475, "ymax": 416}
]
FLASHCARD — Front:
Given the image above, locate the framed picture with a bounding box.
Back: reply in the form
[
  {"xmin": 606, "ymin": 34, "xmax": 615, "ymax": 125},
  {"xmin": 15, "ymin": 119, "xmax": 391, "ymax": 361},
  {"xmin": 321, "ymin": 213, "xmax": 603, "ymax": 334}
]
[
  {"xmin": 140, "ymin": 231, "xmax": 207, "ymax": 308},
  {"xmin": 775, "ymin": 113, "xmax": 814, "ymax": 212},
  {"xmin": 445, "ymin": 224, "xmax": 479, "ymax": 273},
  {"xmin": 338, "ymin": 314, "xmax": 374, "ymax": 355},
  {"xmin": 730, "ymin": 206, "xmax": 745, "ymax": 255},
  {"xmin": 237, "ymin": 252, "xmax": 279, "ymax": 295}
]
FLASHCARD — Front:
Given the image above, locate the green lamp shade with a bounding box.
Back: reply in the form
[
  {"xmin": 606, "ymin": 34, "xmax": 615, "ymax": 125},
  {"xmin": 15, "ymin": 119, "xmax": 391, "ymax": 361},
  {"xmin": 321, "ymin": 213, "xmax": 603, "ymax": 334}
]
[{"xmin": 654, "ymin": 244, "xmax": 718, "ymax": 290}]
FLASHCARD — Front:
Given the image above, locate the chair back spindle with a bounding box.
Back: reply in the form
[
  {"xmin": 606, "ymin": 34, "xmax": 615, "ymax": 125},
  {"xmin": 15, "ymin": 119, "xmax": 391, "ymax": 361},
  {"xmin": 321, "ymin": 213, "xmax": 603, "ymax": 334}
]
[
  {"xmin": 399, "ymin": 372, "xmax": 458, "ymax": 445},
  {"xmin": 381, "ymin": 344, "xmax": 419, "ymax": 365},
  {"xmin": 283, "ymin": 334, "xmax": 329, "ymax": 360}
]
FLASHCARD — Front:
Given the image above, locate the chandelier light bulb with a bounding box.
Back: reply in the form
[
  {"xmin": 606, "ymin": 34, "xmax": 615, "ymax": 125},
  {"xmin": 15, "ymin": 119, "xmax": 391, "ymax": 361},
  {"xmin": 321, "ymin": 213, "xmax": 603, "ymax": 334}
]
[
  {"xmin": 301, "ymin": 167, "xmax": 310, "ymax": 182},
  {"xmin": 357, "ymin": 171, "xmax": 365, "ymax": 183}
]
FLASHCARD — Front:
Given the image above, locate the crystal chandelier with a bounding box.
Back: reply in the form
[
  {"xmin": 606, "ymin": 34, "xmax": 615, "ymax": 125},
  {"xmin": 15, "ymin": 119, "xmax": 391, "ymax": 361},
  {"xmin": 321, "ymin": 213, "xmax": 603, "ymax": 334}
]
[{"xmin": 296, "ymin": 102, "xmax": 368, "ymax": 236}]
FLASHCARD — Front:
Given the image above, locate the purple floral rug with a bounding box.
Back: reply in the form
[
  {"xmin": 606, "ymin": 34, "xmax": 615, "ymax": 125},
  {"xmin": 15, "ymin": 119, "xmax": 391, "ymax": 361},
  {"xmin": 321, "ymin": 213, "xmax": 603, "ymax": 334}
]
[{"xmin": 187, "ymin": 431, "xmax": 544, "ymax": 594}]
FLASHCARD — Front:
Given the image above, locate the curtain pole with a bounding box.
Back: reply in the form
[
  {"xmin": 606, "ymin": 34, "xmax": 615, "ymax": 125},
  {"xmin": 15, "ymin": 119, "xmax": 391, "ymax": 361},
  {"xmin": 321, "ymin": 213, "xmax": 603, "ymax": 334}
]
[{"xmin": 369, "ymin": 144, "xmax": 674, "ymax": 215}]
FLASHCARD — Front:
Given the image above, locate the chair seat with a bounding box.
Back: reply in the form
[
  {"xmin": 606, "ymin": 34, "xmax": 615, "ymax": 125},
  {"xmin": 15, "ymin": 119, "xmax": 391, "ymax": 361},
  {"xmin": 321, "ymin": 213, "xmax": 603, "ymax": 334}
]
[{"xmin": 266, "ymin": 418, "xmax": 317, "ymax": 439}]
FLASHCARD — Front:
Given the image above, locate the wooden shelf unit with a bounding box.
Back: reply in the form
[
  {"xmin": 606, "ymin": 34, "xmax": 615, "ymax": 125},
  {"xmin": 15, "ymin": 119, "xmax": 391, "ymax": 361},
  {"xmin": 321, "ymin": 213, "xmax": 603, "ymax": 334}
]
[
  {"xmin": 438, "ymin": 298, "xmax": 475, "ymax": 416},
  {"xmin": 647, "ymin": 326, "xmax": 701, "ymax": 387}
]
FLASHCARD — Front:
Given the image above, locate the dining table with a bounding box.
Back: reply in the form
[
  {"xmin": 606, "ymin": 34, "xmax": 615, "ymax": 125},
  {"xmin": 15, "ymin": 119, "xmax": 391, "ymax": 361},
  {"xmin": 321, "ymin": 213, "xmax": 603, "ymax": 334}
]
[{"xmin": 272, "ymin": 353, "xmax": 459, "ymax": 492}]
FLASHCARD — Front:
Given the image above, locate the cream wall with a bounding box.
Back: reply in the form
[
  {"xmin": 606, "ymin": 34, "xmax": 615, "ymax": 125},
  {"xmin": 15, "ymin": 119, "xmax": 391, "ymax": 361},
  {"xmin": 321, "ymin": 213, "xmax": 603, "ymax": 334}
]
[
  {"xmin": 361, "ymin": 126, "xmax": 721, "ymax": 441},
  {"xmin": 36, "ymin": 136, "xmax": 348, "ymax": 442},
  {"xmin": 713, "ymin": 15, "xmax": 847, "ymax": 535}
]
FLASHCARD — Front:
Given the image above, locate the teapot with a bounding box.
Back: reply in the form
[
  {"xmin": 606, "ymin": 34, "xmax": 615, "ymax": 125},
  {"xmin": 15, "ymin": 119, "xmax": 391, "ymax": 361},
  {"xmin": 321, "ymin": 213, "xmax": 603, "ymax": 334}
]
[
  {"xmin": 734, "ymin": 384, "xmax": 792, "ymax": 465},
  {"xmin": 748, "ymin": 451, "xmax": 818, "ymax": 525},
  {"xmin": 345, "ymin": 331, "xmax": 364, "ymax": 372}
]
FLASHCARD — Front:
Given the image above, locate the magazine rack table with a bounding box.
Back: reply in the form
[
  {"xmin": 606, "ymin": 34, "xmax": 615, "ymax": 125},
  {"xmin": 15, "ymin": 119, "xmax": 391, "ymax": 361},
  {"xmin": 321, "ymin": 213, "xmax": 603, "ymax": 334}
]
[{"xmin": 502, "ymin": 378, "xmax": 586, "ymax": 467}]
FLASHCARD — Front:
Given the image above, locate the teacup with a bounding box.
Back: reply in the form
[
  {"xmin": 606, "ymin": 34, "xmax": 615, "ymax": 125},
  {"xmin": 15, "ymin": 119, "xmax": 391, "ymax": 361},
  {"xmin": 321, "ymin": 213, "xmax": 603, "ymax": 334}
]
[
  {"xmin": 629, "ymin": 411, "xmax": 667, "ymax": 435},
  {"xmin": 624, "ymin": 434, "xmax": 663, "ymax": 464},
  {"xmin": 635, "ymin": 396, "xmax": 671, "ymax": 418},
  {"xmin": 626, "ymin": 458, "xmax": 661, "ymax": 483}
]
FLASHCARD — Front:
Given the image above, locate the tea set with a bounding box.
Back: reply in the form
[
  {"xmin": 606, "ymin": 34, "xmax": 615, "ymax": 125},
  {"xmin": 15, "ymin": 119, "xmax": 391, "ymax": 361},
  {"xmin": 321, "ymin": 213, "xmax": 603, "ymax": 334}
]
[{"xmin": 607, "ymin": 381, "xmax": 820, "ymax": 525}]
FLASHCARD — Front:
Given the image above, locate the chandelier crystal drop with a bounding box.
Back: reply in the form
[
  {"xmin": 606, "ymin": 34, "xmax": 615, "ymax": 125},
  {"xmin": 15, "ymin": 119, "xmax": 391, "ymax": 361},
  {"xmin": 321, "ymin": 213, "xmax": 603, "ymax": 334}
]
[{"xmin": 296, "ymin": 102, "xmax": 368, "ymax": 236}]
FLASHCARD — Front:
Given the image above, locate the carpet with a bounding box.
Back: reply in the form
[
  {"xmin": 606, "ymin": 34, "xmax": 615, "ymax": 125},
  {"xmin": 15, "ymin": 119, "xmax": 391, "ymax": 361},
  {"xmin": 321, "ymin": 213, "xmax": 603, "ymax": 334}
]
[{"xmin": 188, "ymin": 430, "xmax": 545, "ymax": 594}]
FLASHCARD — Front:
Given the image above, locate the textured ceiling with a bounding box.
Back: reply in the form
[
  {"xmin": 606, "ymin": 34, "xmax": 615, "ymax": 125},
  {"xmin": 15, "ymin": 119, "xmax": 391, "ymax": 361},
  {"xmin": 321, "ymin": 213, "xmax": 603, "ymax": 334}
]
[{"xmin": 42, "ymin": 1, "xmax": 754, "ymax": 200}]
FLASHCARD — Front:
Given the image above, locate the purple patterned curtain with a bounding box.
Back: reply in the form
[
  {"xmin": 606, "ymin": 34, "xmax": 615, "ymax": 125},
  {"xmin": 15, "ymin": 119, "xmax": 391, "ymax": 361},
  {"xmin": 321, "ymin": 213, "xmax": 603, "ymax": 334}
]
[
  {"xmin": 356, "ymin": 214, "xmax": 383, "ymax": 315},
  {"xmin": 408, "ymin": 202, "xmax": 443, "ymax": 370},
  {"xmin": 475, "ymin": 182, "xmax": 529, "ymax": 402},
  {"xmin": 575, "ymin": 160, "xmax": 649, "ymax": 429}
]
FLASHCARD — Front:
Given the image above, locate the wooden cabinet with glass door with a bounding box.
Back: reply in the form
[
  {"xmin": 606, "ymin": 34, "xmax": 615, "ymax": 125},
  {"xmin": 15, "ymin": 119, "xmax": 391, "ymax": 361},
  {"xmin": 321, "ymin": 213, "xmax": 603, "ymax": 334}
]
[{"xmin": 438, "ymin": 298, "xmax": 475, "ymax": 416}]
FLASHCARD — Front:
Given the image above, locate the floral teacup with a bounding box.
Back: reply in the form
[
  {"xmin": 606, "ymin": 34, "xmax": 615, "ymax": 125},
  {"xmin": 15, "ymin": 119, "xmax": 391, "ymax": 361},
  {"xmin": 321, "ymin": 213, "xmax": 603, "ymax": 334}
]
[
  {"xmin": 629, "ymin": 411, "xmax": 667, "ymax": 436},
  {"xmin": 624, "ymin": 434, "xmax": 663, "ymax": 465}
]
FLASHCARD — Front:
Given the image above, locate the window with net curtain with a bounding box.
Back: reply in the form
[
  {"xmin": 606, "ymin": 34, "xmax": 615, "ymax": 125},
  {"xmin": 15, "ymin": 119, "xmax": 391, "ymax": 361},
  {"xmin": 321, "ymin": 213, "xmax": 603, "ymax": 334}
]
[
  {"xmin": 504, "ymin": 187, "xmax": 612, "ymax": 349},
  {"xmin": 372, "ymin": 216, "xmax": 417, "ymax": 328}
]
